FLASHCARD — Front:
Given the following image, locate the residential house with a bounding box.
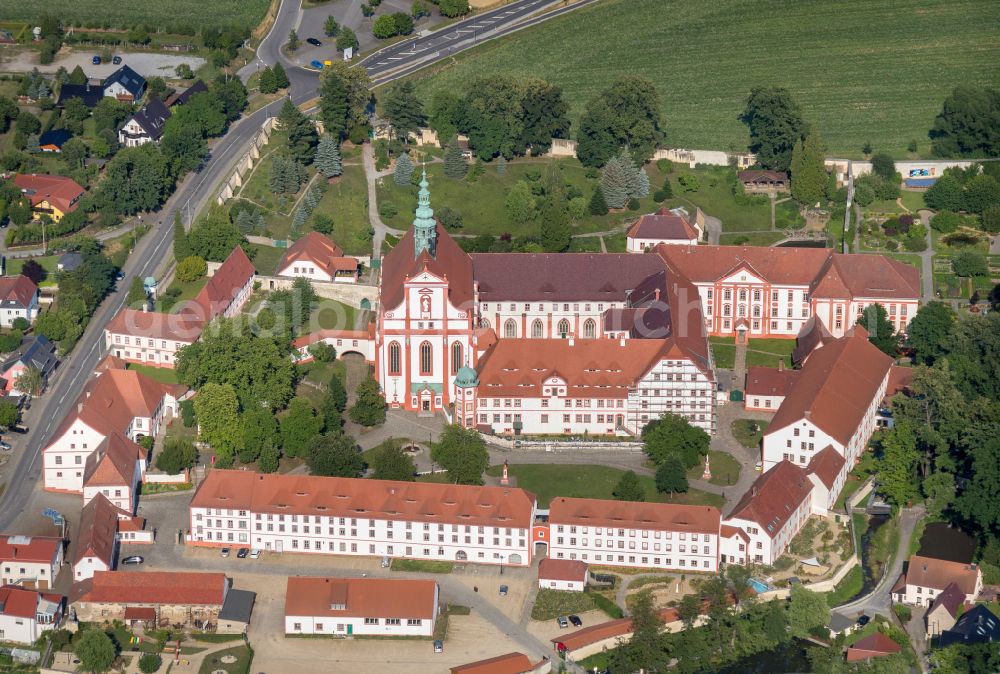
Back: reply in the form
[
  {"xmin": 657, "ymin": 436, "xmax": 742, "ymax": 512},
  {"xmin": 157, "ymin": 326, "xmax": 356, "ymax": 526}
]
[
  {"xmin": 0, "ymin": 585, "xmax": 64, "ymax": 643},
  {"xmin": 104, "ymin": 308, "xmax": 202, "ymax": 368},
  {"xmin": 276, "ymin": 231, "xmax": 359, "ymax": 283},
  {"xmin": 186, "ymin": 246, "xmax": 256, "ymax": 322},
  {"xmin": 38, "ymin": 129, "xmax": 72, "ymax": 153},
  {"xmin": 56, "ymin": 82, "xmax": 103, "ymax": 109},
  {"xmin": 102, "ymin": 65, "xmax": 146, "ymax": 102},
  {"xmin": 450, "ymin": 653, "xmax": 539, "ymax": 674},
  {"xmin": 626, "ymin": 207, "xmax": 703, "ymax": 252},
  {"xmin": 939, "ymin": 605, "xmax": 1000, "ymax": 647},
  {"xmin": 118, "ymin": 99, "xmax": 171, "ymax": 147},
  {"xmin": 925, "ymin": 582, "xmax": 966, "ymax": 640},
  {"xmin": 73, "ymin": 493, "xmax": 123, "ymax": 581},
  {"xmin": 13, "ymin": 174, "xmax": 85, "ymax": 222},
  {"xmin": 0, "ymin": 275, "xmax": 40, "ymax": 328},
  {"xmin": 71, "ymin": 571, "xmax": 230, "ymax": 627},
  {"xmin": 546, "ymin": 497, "xmax": 721, "ymax": 573},
  {"xmin": 0, "ymin": 535, "xmax": 63, "ymax": 589},
  {"xmin": 57, "ymin": 252, "xmax": 82, "ymax": 272},
  {"xmin": 188, "ymin": 470, "xmax": 536, "ymax": 567},
  {"xmin": 845, "ymin": 632, "xmax": 902, "ymax": 662},
  {"xmin": 804, "ymin": 446, "xmax": 847, "ymax": 516},
  {"xmin": 744, "ymin": 362, "xmax": 798, "ymax": 411},
  {"xmin": 284, "ymin": 577, "xmax": 438, "ymax": 637},
  {"xmin": 0, "ymin": 334, "xmax": 58, "ymax": 395},
  {"xmin": 164, "ymin": 80, "xmax": 207, "ymax": 107},
  {"xmin": 81, "ymin": 432, "xmax": 146, "ymax": 512},
  {"xmin": 891, "ymin": 555, "xmax": 982, "ymax": 607},
  {"xmin": 737, "ymin": 170, "xmax": 789, "ymax": 194},
  {"xmin": 538, "ymin": 558, "xmax": 588, "ymax": 592},
  {"xmin": 720, "ymin": 461, "xmax": 814, "ymax": 565}
]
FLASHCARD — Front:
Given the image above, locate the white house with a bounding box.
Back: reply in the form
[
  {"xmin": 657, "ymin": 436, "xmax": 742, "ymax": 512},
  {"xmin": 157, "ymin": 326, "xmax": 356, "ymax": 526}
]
[
  {"xmin": 744, "ymin": 363, "xmax": 797, "ymax": 412},
  {"xmin": 81, "ymin": 432, "xmax": 145, "ymax": 512},
  {"xmin": 276, "ymin": 231, "xmax": 359, "ymax": 283},
  {"xmin": 188, "ymin": 470, "xmax": 536, "ymax": 567},
  {"xmin": 891, "ymin": 555, "xmax": 983, "ymax": 607},
  {"xmin": 0, "ymin": 275, "xmax": 40, "ymax": 328},
  {"xmin": 626, "ymin": 207, "xmax": 702, "ymax": 252},
  {"xmin": 0, "ymin": 535, "xmax": 63, "ymax": 589},
  {"xmin": 73, "ymin": 494, "xmax": 125, "ymax": 582},
  {"xmin": 102, "ymin": 65, "xmax": 145, "ymax": 102},
  {"xmin": 538, "ymin": 558, "xmax": 588, "ymax": 592},
  {"xmin": 547, "ymin": 497, "xmax": 721, "ymax": 573},
  {"xmin": 118, "ymin": 99, "xmax": 170, "ymax": 147},
  {"xmin": 284, "ymin": 577, "xmax": 438, "ymax": 637},
  {"xmin": 0, "ymin": 585, "xmax": 63, "ymax": 644}
]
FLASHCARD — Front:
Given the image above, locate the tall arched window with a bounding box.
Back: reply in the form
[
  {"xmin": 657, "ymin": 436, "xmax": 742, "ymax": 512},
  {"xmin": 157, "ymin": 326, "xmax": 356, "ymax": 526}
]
[
  {"xmin": 531, "ymin": 319, "xmax": 543, "ymax": 338},
  {"xmin": 419, "ymin": 341, "xmax": 432, "ymax": 375},
  {"xmin": 480, "ymin": 318, "xmax": 491, "ymax": 329},
  {"xmin": 451, "ymin": 342, "xmax": 463, "ymax": 373},
  {"xmin": 558, "ymin": 319, "xmax": 570, "ymax": 338},
  {"xmin": 504, "ymin": 319, "xmax": 517, "ymax": 338},
  {"xmin": 388, "ymin": 341, "xmax": 401, "ymax": 375},
  {"xmin": 583, "ymin": 319, "xmax": 596, "ymax": 338}
]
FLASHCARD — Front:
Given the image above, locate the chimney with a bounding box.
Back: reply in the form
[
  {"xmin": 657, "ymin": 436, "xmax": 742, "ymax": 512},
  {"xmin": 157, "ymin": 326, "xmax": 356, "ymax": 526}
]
[
  {"xmin": 77, "ymin": 402, "xmax": 83, "ymax": 414},
  {"xmin": 619, "ymin": 337, "xmax": 626, "ymax": 347},
  {"xmin": 654, "ymin": 288, "xmax": 661, "ymax": 301},
  {"xmin": 568, "ymin": 337, "xmax": 574, "ymax": 346},
  {"xmin": 803, "ymin": 410, "xmax": 810, "ymax": 419},
  {"xmin": 751, "ymin": 486, "xmax": 758, "ymax": 498}
]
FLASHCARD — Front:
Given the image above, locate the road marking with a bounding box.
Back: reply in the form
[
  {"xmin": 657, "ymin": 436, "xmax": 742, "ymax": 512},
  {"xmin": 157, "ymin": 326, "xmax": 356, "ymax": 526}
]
[{"xmin": 387, "ymin": 57, "xmax": 402, "ymax": 61}]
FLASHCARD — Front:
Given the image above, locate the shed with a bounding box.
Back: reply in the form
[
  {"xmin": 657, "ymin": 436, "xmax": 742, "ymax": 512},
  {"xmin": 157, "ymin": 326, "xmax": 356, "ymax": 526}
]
[{"xmin": 217, "ymin": 589, "xmax": 255, "ymax": 634}]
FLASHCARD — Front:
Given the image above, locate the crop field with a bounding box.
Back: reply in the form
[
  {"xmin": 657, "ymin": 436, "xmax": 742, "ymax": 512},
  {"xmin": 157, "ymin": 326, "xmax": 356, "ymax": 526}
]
[
  {"xmin": 0, "ymin": 0, "xmax": 271, "ymax": 31},
  {"xmin": 409, "ymin": 0, "xmax": 1000, "ymax": 157}
]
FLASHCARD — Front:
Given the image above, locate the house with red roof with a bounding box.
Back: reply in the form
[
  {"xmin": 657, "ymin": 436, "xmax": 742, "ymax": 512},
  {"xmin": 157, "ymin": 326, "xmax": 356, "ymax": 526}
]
[
  {"xmin": 626, "ymin": 206, "xmax": 703, "ymax": 252},
  {"xmin": 845, "ymin": 632, "xmax": 902, "ymax": 662},
  {"xmin": 0, "ymin": 585, "xmax": 64, "ymax": 643},
  {"xmin": 192, "ymin": 246, "xmax": 256, "ymax": 321},
  {"xmin": 284, "ymin": 577, "xmax": 438, "ymax": 636},
  {"xmin": 0, "ymin": 535, "xmax": 64, "ymax": 589},
  {"xmin": 0, "ymin": 275, "xmax": 40, "ymax": 328},
  {"xmin": 538, "ymin": 558, "xmax": 588, "ymax": 592},
  {"xmin": 891, "ymin": 554, "xmax": 982, "ymax": 608},
  {"xmin": 81, "ymin": 432, "xmax": 146, "ymax": 512},
  {"xmin": 74, "ymin": 493, "xmax": 134, "ymax": 581},
  {"xmin": 450, "ymin": 652, "xmax": 541, "ymax": 674},
  {"xmin": 744, "ymin": 361, "xmax": 798, "ymax": 411},
  {"xmin": 71, "ymin": 570, "xmax": 230, "ymax": 627},
  {"xmin": 925, "ymin": 582, "xmax": 967, "ymax": 640},
  {"xmin": 276, "ymin": 231, "xmax": 359, "ymax": 283},
  {"xmin": 12, "ymin": 173, "xmax": 85, "ymax": 222}
]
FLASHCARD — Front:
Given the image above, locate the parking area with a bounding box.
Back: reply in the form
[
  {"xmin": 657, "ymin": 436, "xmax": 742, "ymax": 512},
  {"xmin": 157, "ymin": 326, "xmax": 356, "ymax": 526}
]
[{"xmin": 0, "ymin": 48, "xmax": 206, "ymax": 78}]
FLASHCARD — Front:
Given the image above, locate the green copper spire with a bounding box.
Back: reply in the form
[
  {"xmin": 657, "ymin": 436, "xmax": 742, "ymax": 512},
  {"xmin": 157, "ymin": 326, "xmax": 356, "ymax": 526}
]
[{"xmin": 413, "ymin": 168, "xmax": 436, "ymax": 258}]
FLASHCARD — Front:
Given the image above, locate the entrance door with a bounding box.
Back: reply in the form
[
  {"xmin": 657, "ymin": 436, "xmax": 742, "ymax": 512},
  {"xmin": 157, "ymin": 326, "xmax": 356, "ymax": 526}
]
[
  {"xmin": 422, "ymin": 399, "xmax": 430, "ymax": 411},
  {"xmin": 347, "ymin": 624, "xmax": 353, "ymax": 635}
]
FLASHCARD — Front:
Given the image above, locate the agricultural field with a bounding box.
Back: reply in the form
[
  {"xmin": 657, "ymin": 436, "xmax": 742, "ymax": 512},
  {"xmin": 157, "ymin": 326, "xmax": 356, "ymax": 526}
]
[
  {"xmin": 0, "ymin": 0, "xmax": 270, "ymax": 31},
  {"xmin": 408, "ymin": 0, "xmax": 1000, "ymax": 156}
]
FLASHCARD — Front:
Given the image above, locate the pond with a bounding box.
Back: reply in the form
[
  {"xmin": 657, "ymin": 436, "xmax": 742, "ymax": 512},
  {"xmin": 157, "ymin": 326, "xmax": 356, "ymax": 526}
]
[
  {"xmin": 716, "ymin": 638, "xmax": 813, "ymax": 673},
  {"xmin": 917, "ymin": 522, "xmax": 975, "ymax": 564}
]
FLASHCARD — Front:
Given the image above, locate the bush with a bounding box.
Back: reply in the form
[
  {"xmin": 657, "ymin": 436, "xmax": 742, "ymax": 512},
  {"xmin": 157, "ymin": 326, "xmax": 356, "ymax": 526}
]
[
  {"xmin": 308, "ymin": 342, "xmax": 336, "ymax": 362},
  {"xmin": 892, "ymin": 603, "xmax": 912, "ymax": 624},
  {"xmin": 952, "ymin": 251, "xmax": 988, "ymax": 277},
  {"xmin": 176, "ymin": 255, "xmax": 207, "ymax": 283},
  {"xmin": 378, "ymin": 201, "xmax": 398, "ymax": 219},
  {"xmin": 931, "ymin": 210, "xmax": 960, "ymax": 233},
  {"xmin": 656, "ymin": 159, "xmax": 673, "ymax": 173},
  {"xmin": 180, "ymin": 399, "xmax": 196, "ymax": 427},
  {"xmin": 139, "ymin": 653, "xmax": 161, "ymax": 674},
  {"xmin": 627, "ymin": 197, "xmax": 640, "ymax": 211}
]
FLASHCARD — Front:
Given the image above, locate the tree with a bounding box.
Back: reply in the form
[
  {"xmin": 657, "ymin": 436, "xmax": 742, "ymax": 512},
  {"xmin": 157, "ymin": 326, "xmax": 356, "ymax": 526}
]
[
  {"xmin": 324, "ymin": 15, "xmax": 339, "ymax": 36},
  {"xmin": 518, "ymin": 79, "xmax": 570, "ymax": 155},
  {"xmin": 370, "ymin": 440, "xmax": 417, "ymax": 481},
  {"xmin": 326, "ymin": 373, "xmax": 348, "ymax": 413},
  {"xmin": 930, "ymin": 86, "xmax": 1000, "ymax": 157},
  {"xmin": 924, "ymin": 173, "xmax": 964, "ymax": 211},
  {"xmin": 955, "ymin": 437, "xmax": 1000, "ymax": 547},
  {"xmin": 314, "ymin": 134, "xmax": 343, "ymax": 178},
  {"xmin": 187, "ymin": 207, "xmax": 247, "ymax": 261},
  {"xmin": 923, "ymin": 470, "xmax": 956, "ymax": 519},
  {"xmin": 309, "ymin": 342, "xmax": 336, "ymax": 363},
  {"xmin": 372, "ymin": 15, "xmax": 397, "ymax": 39},
  {"xmin": 857, "ymin": 304, "xmax": 898, "ymax": 356},
  {"xmin": 963, "ymin": 173, "xmax": 1000, "ymax": 215},
  {"xmin": 907, "ymin": 301, "xmax": 956, "ymax": 365},
  {"xmin": 349, "ymin": 376, "xmax": 385, "ymax": 426},
  {"xmin": 319, "ymin": 71, "xmax": 350, "ymax": 140},
  {"xmin": 612, "ymin": 470, "xmax": 645, "ymax": 502},
  {"xmin": 438, "ymin": 0, "xmax": 470, "ymax": 17},
  {"xmin": 257, "ymin": 440, "xmax": 280, "ymax": 473},
  {"xmin": 240, "ymin": 407, "xmax": 279, "ymax": 464},
  {"xmin": 788, "ymin": 585, "xmax": 829, "ymax": 638},
  {"xmin": 609, "ymin": 591, "xmax": 665, "ymax": 673},
  {"xmin": 394, "ymin": 151, "xmax": 414, "ymax": 186},
  {"xmin": 871, "ymin": 153, "xmax": 896, "ymax": 181},
  {"xmin": 393, "ymin": 12, "xmax": 414, "ymax": 35},
  {"xmin": 504, "ymin": 180, "xmax": 535, "ymax": 224},
  {"xmin": 61, "ymin": 137, "xmax": 88, "ymax": 170},
  {"xmin": 258, "ymin": 66, "xmax": 277, "ymax": 94},
  {"xmin": 155, "ymin": 437, "xmax": 197, "ymax": 474},
  {"xmin": 279, "ymin": 98, "xmax": 318, "ymax": 164},
  {"xmin": 138, "ymin": 653, "xmax": 161, "ymax": 674},
  {"xmin": 126, "ymin": 276, "xmax": 147, "ymax": 307},
  {"xmin": 193, "ymin": 383, "xmax": 240, "ymax": 465},
  {"xmin": 173, "ymin": 212, "xmax": 190, "ymax": 262},
  {"xmin": 952, "ymin": 251, "xmax": 988, "ymax": 277},
  {"xmin": 383, "ymin": 81, "xmax": 426, "ymax": 140},
  {"xmin": 75, "ymin": 629, "xmax": 116, "ymax": 674},
  {"xmin": 272, "ymin": 62, "xmax": 289, "ymax": 90},
  {"xmin": 655, "ymin": 455, "xmax": 689, "ymax": 495},
  {"xmin": 877, "ymin": 422, "xmax": 920, "ymax": 506},
  {"xmin": 281, "ymin": 397, "xmax": 324, "ymax": 457},
  {"xmin": 175, "ymin": 255, "xmax": 207, "ymax": 283},
  {"xmin": 337, "ymin": 27, "xmax": 359, "ymax": 53},
  {"xmin": 96, "ymin": 145, "xmax": 170, "ymax": 215},
  {"xmin": 600, "ymin": 153, "xmax": 631, "ymax": 209},
  {"xmin": 287, "ymin": 29, "xmax": 300, "ymax": 51},
  {"xmin": 443, "ymin": 138, "xmax": 467, "ymax": 179},
  {"xmin": 740, "ymin": 87, "xmax": 806, "ymax": 172},
  {"xmin": 306, "ymin": 433, "xmax": 364, "ymax": 477},
  {"xmin": 588, "ymin": 187, "xmax": 608, "ymax": 215},
  {"xmin": 13, "ymin": 366, "xmax": 43, "ymax": 396},
  {"xmin": 539, "ymin": 167, "xmax": 571, "ymax": 252},
  {"xmin": 68, "ymin": 64, "xmax": 87, "ymax": 85},
  {"xmin": 642, "ymin": 414, "xmax": 710, "ymax": 468},
  {"xmin": 577, "ymin": 76, "xmax": 664, "ymax": 167},
  {"xmin": 0, "ymin": 401, "xmax": 18, "ymax": 428},
  {"xmin": 430, "ymin": 424, "xmax": 489, "ymax": 485},
  {"xmin": 790, "ymin": 127, "xmax": 827, "ymax": 205}
]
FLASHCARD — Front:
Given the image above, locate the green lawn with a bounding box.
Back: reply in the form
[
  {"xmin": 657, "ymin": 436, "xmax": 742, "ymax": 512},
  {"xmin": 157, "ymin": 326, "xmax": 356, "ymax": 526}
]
[
  {"xmin": 197, "ymin": 644, "xmax": 253, "ymax": 674},
  {"xmin": 311, "ymin": 164, "xmax": 373, "ymax": 255},
  {"xmin": 531, "ymin": 588, "xmax": 597, "ymax": 621},
  {"xmin": 824, "ymin": 565, "xmax": 864, "ymax": 607},
  {"xmin": 248, "ymin": 243, "xmax": 286, "ymax": 276},
  {"xmin": 483, "ymin": 463, "xmax": 723, "ymax": 508},
  {"xmin": 391, "ymin": 558, "xmax": 454, "ymax": 573},
  {"xmin": 4, "ymin": 254, "xmax": 59, "ymax": 283},
  {"xmin": 687, "ymin": 450, "xmax": 741, "ymax": 487},
  {"xmin": 407, "ymin": 0, "xmax": 999, "ymax": 156},
  {"xmin": 665, "ymin": 167, "xmax": 772, "ymax": 231},
  {"xmin": 709, "ymin": 336, "xmax": 736, "ymax": 369},
  {"xmin": 307, "ymin": 298, "xmax": 361, "ymax": 332},
  {"xmin": 156, "ymin": 276, "xmax": 208, "ymax": 312},
  {"xmin": 744, "ymin": 338, "xmax": 797, "ymax": 368},
  {"xmin": 774, "ymin": 200, "xmax": 805, "ymax": 229},
  {"xmin": 899, "ymin": 190, "xmax": 926, "ymax": 213},
  {"xmin": 1, "ymin": 0, "xmax": 268, "ymax": 30},
  {"xmin": 127, "ymin": 363, "xmax": 180, "ymax": 384},
  {"xmin": 731, "ymin": 419, "xmax": 770, "ymax": 449}
]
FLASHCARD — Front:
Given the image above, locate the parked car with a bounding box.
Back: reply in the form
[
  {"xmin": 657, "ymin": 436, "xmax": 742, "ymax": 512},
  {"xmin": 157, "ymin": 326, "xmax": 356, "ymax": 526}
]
[
  {"xmin": 121, "ymin": 556, "xmax": 144, "ymax": 565},
  {"xmin": 433, "ymin": 640, "xmax": 443, "ymax": 653},
  {"xmin": 0, "ymin": 441, "xmax": 11, "ymax": 451},
  {"xmin": 857, "ymin": 614, "xmax": 871, "ymax": 627},
  {"xmin": 220, "ymin": 547, "xmax": 231, "ymax": 558},
  {"xmin": 499, "ymin": 585, "xmax": 508, "ymax": 596},
  {"xmin": 381, "ymin": 556, "xmax": 391, "ymax": 568},
  {"xmin": 557, "ymin": 616, "xmax": 569, "ymax": 629},
  {"xmin": 92, "ymin": 55, "xmax": 101, "ymax": 65},
  {"xmin": 569, "ymin": 615, "xmax": 583, "ymax": 627},
  {"xmin": 306, "ymin": 37, "xmax": 322, "ymax": 46},
  {"xmin": 755, "ymin": 461, "xmax": 763, "ymax": 472},
  {"xmin": 112, "ymin": 55, "xmax": 122, "ymax": 65},
  {"xmin": 309, "ymin": 59, "xmax": 324, "ymax": 69},
  {"xmin": 249, "ymin": 549, "xmax": 261, "ymax": 559},
  {"xmin": 237, "ymin": 548, "xmax": 249, "ymax": 558},
  {"xmin": 115, "ymin": 271, "xmax": 125, "ymax": 281},
  {"xmin": 9, "ymin": 425, "xmax": 28, "ymax": 434}
]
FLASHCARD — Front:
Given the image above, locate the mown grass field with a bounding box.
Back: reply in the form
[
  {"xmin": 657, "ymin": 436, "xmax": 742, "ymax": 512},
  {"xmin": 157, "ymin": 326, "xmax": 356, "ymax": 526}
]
[
  {"xmin": 408, "ymin": 0, "xmax": 1000, "ymax": 156},
  {"xmin": 1, "ymin": 0, "xmax": 270, "ymax": 31}
]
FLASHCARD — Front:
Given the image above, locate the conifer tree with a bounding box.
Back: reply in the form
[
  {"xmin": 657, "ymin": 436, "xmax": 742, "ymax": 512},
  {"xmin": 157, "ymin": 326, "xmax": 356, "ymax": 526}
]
[
  {"xmin": 539, "ymin": 168, "xmax": 572, "ymax": 252},
  {"xmin": 589, "ymin": 187, "xmax": 609, "ymax": 215},
  {"xmin": 394, "ymin": 152, "xmax": 414, "ymax": 186},
  {"xmin": 272, "ymin": 62, "xmax": 290, "ymax": 89},
  {"xmin": 600, "ymin": 155, "xmax": 630, "ymax": 209},
  {"xmin": 791, "ymin": 127, "xmax": 827, "ymax": 206},
  {"xmin": 635, "ymin": 167, "xmax": 651, "ymax": 199},
  {"xmin": 173, "ymin": 212, "xmax": 190, "ymax": 261},
  {"xmin": 292, "ymin": 207, "xmax": 308, "ymax": 231},
  {"xmin": 443, "ymin": 139, "xmax": 467, "ymax": 179},
  {"xmin": 258, "ymin": 67, "xmax": 277, "ymax": 94},
  {"xmin": 314, "ymin": 134, "xmax": 342, "ymax": 178},
  {"xmin": 269, "ymin": 157, "xmax": 287, "ymax": 193}
]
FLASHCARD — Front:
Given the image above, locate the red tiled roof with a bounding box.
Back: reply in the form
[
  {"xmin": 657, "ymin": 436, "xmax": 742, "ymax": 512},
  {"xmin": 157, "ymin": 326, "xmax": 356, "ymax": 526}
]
[
  {"xmin": 745, "ymin": 365, "xmax": 798, "ymax": 398},
  {"xmin": 538, "ymin": 558, "xmax": 588, "ymax": 583},
  {"xmin": 928, "ymin": 582, "xmax": 966, "ymax": 619},
  {"xmin": 450, "ymin": 652, "xmax": 534, "ymax": 674},
  {"xmin": 191, "ymin": 470, "xmax": 536, "ymax": 529},
  {"xmin": 553, "ymin": 609, "xmax": 680, "ymax": 652},
  {"xmin": 549, "ymin": 497, "xmax": 721, "ymax": 536},
  {"xmin": 284, "ymin": 577, "xmax": 436, "ymax": 619},
  {"xmin": 0, "ymin": 585, "xmax": 62, "ymax": 619},
  {"xmin": 846, "ymin": 632, "xmax": 902, "ymax": 661},
  {"xmin": 628, "ymin": 208, "xmax": 698, "ymax": 241},
  {"xmin": 380, "ymin": 223, "xmax": 474, "ymax": 311},
  {"xmin": 83, "ymin": 432, "xmax": 142, "ymax": 488},
  {"xmin": 903, "ymin": 555, "xmax": 980, "ymax": 595},
  {"xmin": 0, "ymin": 535, "xmax": 62, "ymax": 564},
  {"xmin": 830, "ymin": 255, "xmax": 920, "ymax": 300},
  {"xmin": 13, "ymin": 173, "xmax": 85, "ymax": 214},
  {"xmin": 277, "ymin": 232, "xmax": 357, "ymax": 277},
  {"xmin": 806, "ymin": 445, "xmax": 846, "ymax": 489},
  {"xmin": 74, "ymin": 493, "xmax": 124, "ymax": 566},
  {"xmin": 720, "ymin": 524, "xmax": 749, "ymax": 542},
  {"xmin": 185, "ymin": 247, "xmax": 254, "ymax": 322},
  {"xmin": 94, "ymin": 354, "xmax": 127, "ymax": 373},
  {"xmin": 766, "ymin": 328, "xmax": 892, "ymax": 445},
  {"xmin": 105, "ymin": 308, "xmax": 204, "ymax": 343},
  {"xmin": 0, "ymin": 275, "xmax": 38, "ymax": 308},
  {"xmin": 726, "ymin": 461, "xmax": 813, "ymax": 538},
  {"xmin": 738, "ymin": 170, "xmax": 788, "ymax": 183},
  {"xmin": 292, "ymin": 329, "xmax": 368, "ymax": 350},
  {"xmin": 74, "ymin": 571, "xmax": 228, "ymax": 605},
  {"xmin": 792, "ymin": 315, "xmax": 834, "ymax": 366},
  {"xmin": 886, "ymin": 365, "xmax": 913, "ymax": 399}
]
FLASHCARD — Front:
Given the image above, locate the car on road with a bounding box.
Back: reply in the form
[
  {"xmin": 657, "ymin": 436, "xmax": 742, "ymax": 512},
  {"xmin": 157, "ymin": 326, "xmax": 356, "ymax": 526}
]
[
  {"xmin": 92, "ymin": 55, "xmax": 101, "ymax": 65},
  {"xmin": 499, "ymin": 585, "xmax": 508, "ymax": 596},
  {"xmin": 569, "ymin": 615, "xmax": 583, "ymax": 627},
  {"xmin": 755, "ymin": 461, "xmax": 763, "ymax": 472},
  {"xmin": 220, "ymin": 547, "xmax": 231, "ymax": 558},
  {"xmin": 237, "ymin": 548, "xmax": 249, "ymax": 558},
  {"xmin": 306, "ymin": 37, "xmax": 322, "ymax": 47},
  {"xmin": 249, "ymin": 549, "xmax": 261, "ymax": 559},
  {"xmin": 121, "ymin": 556, "xmax": 144, "ymax": 565},
  {"xmin": 0, "ymin": 441, "xmax": 11, "ymax": 451},
  {"xmin": 115, "ymin": 271, "xmax": 125, "ymax": 281},
  {"xmin": 112, "ymin": 55, "xmax": 122, "ymax": 65},
  {"xmin": 433, "ymin": 640, "xmax": 443, "ymax": 653},
  {"xmin": 309, "ymin": 59, "xmax": 324, "ymax": 69},
  {"xmin": 557, "ymin": 616, "xmax": 569, "ymax": 628}
]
